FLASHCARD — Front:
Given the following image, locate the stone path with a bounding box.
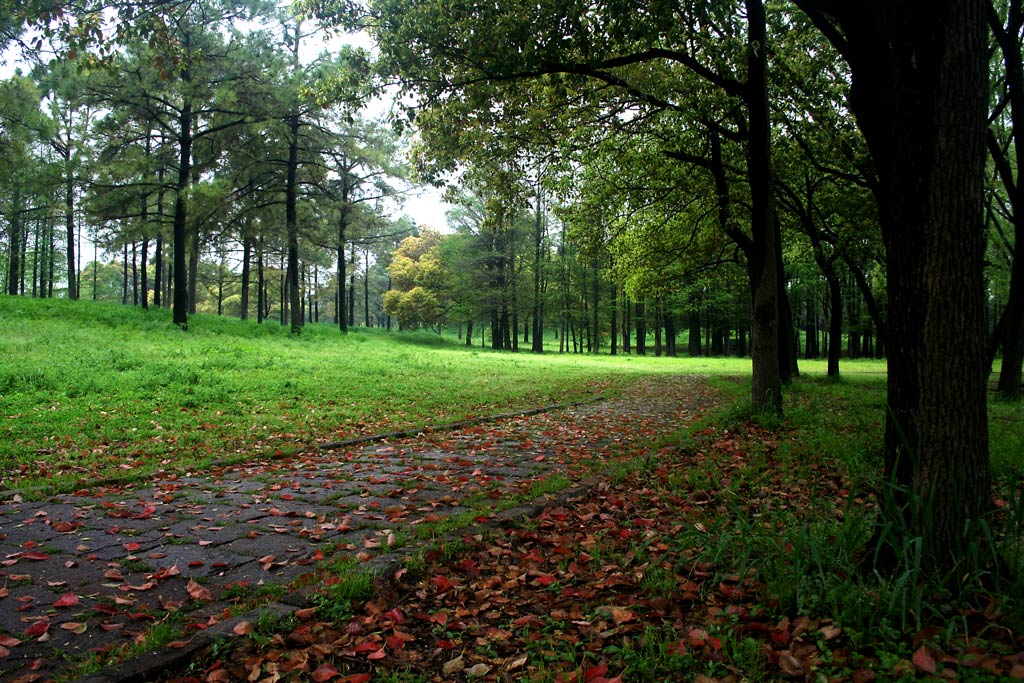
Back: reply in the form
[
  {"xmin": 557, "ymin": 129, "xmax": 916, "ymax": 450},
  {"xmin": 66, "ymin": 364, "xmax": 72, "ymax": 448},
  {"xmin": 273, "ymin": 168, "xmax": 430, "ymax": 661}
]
[{"xmin": 0, "ymin": 375, "xmax": 711, "ymax": 683}]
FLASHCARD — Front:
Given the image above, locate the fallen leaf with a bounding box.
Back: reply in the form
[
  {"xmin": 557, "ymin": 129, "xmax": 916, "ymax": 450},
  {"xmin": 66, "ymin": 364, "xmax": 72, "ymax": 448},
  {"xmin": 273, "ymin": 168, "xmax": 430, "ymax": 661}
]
[
  {"xmin": 466, "ymin": 663, "xmax": 491, "ymax": 677},
  {"xmin": 779, "ymin": 653, "xmax": 804, "ymax": 677},
  {"xmin": 24, "ymin": 621, "xmax": 48, "ymax": 639},
  {"xmin": 53, "ymin": 593, "xmax": 79, "ymax": 608},
  {"xmin": 311, "ymin": 664, "xmax": 338, "ymax": 682},
  {"xmin": 187, "ymin": 579, "xmax": 213, "ymax": 601},
  {"xmin": 232, "ymin": 621, "xmax": 254, "ymax": 636},
  {"xmin": 443, "ymin": 655, "xmax": 465, "ymax": 676},
  {"xmin": 913, "ymin": 646, "xmax": 937, "ymax": 675},
  {"xmin": 59, "ymin": 622, "xmax": 88, "ymax": 634}
]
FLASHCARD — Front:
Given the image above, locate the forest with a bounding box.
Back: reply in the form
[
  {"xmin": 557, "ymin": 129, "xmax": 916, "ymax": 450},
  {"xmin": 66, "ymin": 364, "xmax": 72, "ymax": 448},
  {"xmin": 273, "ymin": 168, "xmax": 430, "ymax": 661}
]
[{"xmin": 1, "ymin": 0, "xmax": 1023, "ymax": 680}]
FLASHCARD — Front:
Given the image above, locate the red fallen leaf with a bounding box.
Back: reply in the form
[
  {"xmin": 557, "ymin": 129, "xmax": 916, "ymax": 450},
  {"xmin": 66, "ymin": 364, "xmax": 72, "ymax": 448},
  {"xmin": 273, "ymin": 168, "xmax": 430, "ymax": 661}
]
[
  {"xmin": 166, "ymin": 641, "xmax": 190, "ymax": 649},
  {"xmin": 584, "ymin": 663, "xmax": 609, "ymax": 681},
  {"xmin": 367, "ymin": 648, "xmax": 387, "ymax": 660},
  {"xmin": 22, "ymin": 541, "xmax": 38, "ymax": 549},
  {"xmin": 60, "ymin": 622, "xmax": 87, "ymax": 634},
  {"xmin": 353, "ymin": 641, "xmax": 383, "ymax": 654},
  {"xmin": 187, "ymin": 561, "xmax": 203, "ymax": 568},
  {"xmin": 22, "ymin": 552, "xmax": 49, "ymax": 561},
  {"xmin": 151, "ymin": 565, "xmax": 180, "ymax": 580},
  {"xmin": 295, "ymin": 608, "xmax": 317, "ymax": 620},
  {"xmin": 197, "ymin": 540, "xmax": 213, "ymax": 547},
  {"xmin": 123, "ymin": 542, "xmax": 141, "ymax": 553},
  {"xmin": 386, "ymin": 631, "xmax": 415, "ymax": 652},
  {"xmin": 187, "ymin": 579, "xmax": 213, "ymax": 601},
  {"xmin": 533, "ymin": 575, "xmax": 557, "ymax": 586},
  {"xmin": 0, "ymin": 636, "xmax": 20, "ymax": 647},
  {"xmin": 913, "ymin": 646, "xmax": 937, "ymax": 675},
  {"xmin": 100, "ymin": 623, "xmax": 124, "ymax": 632},
  {"xmin": 124, "ymin": 581, "xmax": 156, "ymax": 591},
  {"xmin": 130, "ymin": 505, "xmax": 157, "ymax": 519},
  {"xmin": 431, "ymin": 575, "xmax": 455, "ymax": 592},
  {"xmin": 53, "ymin": 593, "xmax": 79, "ymax": 608},
  {"xmin": 0, "ymin": 646, "xmax": 8, "ymax": 658},
  {"xmin": 24, "ymin": 621, "xmax": 49, "ymax": 638},
  {"xmin": 51, "ymin": 521, "xmax": 80, "ymax": 533},
  {"xmin": 311, "ymin": 664, "xmax": 339, "ymax": 682}
]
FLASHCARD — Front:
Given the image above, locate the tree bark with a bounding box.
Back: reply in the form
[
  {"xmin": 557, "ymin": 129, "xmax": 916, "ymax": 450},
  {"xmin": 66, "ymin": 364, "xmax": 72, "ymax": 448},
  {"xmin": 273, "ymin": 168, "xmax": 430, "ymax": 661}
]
[
  {"xmin": 744, "ymin": 0, "xmax": 783, "ymax": 413},
  {"xmin": 64, "ymin": 152, "xmax": 77, "ymax": 300},
  {"xmin": 797, "ymin": 0, "xmax": 991, "ymax": 571},
  {"xmin": 286, "ymin": 114, "xmax": 302, "ymax": 335},
  {"xmin": 240, "ymin": 235, "xmax": 252, "ymax": 320},
  {"xmin": 172, "ymin": 92, "xmax": 191, "ymax": 327}
]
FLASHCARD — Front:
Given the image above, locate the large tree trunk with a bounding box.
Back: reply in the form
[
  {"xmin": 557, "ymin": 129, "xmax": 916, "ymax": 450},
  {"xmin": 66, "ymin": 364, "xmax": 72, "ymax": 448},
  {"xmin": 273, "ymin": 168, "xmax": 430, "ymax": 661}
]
[
  {"xmin": 744, "ymin": 0, "xmax": 783, "ymax": 413},
  {"xmin": 798, "ymin": 0, "xmax": 991, "ymax": 571}
]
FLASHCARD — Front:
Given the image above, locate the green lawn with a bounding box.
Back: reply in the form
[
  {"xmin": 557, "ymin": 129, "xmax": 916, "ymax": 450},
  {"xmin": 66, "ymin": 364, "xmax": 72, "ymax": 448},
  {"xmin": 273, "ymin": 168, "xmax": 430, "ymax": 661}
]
[{"xmin": 0, "ymin": 296, "xmax": 755, "ymax": 495}]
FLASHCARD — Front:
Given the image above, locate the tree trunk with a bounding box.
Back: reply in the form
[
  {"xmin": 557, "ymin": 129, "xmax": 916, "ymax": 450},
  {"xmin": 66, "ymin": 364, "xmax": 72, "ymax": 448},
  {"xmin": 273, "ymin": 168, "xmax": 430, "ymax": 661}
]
[
  {"xmin": 257, "ymin": 238, "xmax": 265, "ymax": 324},
  {"xmin": 172, "ymin": 93, "xmax": 191, "ymax": 327},
  {"xmin": 363, "ymin": 250, "xmax": 371, "ymax": 327},
  {"xmin": 286, "ymin": 114, "xmax": 302, "ymax": 335},
  {"xmin": 531, "ymin": 186, "xmax": 545, "ymax": 353},
  {"xmin": 798, "ymin": 0, "xmax": 991, "ymax": 571},
  {"xmin": 610, "ymin": 284, "xmax": 618, "ymax": 355},
  {"xmin": 635, "ymin": 302, "xmax": 646, "ymax": 355},
  {"xmin": 141, "ymin": 239, "xmax": 149, "ymax": 310},
  {"xmin": 348, "ymin": 242, "xmax": 356, "ymax": 327},
  {"xmin": 64, "ymin": 154, "xmax": 77, "ymax": 300},
  {"xmin": 337, "ymin": 204, "xmax": 348, "ymax": 332},
  {"xmin": 241, "ymin": 236, "xmax": 252, "ymax": 320},
  {"xmin": 744, "ymin": 0, "xmax": 783, "ymax": 413},
  {"xmin": 988, "ymin": 1, "xmax": 1024, "ymax": 400}
]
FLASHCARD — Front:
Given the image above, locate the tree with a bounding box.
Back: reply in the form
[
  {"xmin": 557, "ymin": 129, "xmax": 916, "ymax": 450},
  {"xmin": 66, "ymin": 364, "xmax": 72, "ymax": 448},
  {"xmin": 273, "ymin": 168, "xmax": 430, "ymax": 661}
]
[
  {"xmin": 383, "ymin": 228, "xmax": 447, "ymax": 329},
  {"xmin": 305, "ymin": 0, "xmax": 794, "ymax": 409},
  {"xmin": 987, "ymin": 0, "xmax": 1024, "ymax": 400},
  {"xmin": 795, "ymin": 1, "xmax": 991, "ymax": 572}
]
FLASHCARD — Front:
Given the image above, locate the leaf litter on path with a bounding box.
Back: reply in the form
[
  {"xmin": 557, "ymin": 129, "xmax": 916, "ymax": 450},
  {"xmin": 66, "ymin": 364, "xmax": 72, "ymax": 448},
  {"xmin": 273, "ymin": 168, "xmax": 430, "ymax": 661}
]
[{"xmin": 0, "ymin": 375, "xmax": 707, "ymax": 683}]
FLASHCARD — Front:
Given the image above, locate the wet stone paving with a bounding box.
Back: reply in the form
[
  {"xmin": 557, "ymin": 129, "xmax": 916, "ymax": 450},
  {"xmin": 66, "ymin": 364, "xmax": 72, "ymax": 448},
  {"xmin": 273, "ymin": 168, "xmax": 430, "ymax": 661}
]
[{"xmin": 0, "ymin": 375, "xmax": 709, "ymax": 682}]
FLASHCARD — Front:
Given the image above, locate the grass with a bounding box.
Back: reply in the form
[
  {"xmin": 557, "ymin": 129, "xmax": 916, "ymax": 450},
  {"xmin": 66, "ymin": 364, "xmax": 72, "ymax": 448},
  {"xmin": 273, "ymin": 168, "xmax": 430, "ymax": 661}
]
[
  {"xmin": 12, "ymin": 299, "xmax": 1016, "ymax": 681},
  {"xmin": 1, "ymin": 296, "xmax": 729, "ymax": 496}
]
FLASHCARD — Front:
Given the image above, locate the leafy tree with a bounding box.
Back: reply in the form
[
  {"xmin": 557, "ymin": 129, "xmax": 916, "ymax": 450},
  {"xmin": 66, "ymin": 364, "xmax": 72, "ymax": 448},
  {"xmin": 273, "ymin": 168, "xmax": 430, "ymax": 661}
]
[{"xmin": 382, "ymin": 228, "xmax": 447, "ymax": 329}]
